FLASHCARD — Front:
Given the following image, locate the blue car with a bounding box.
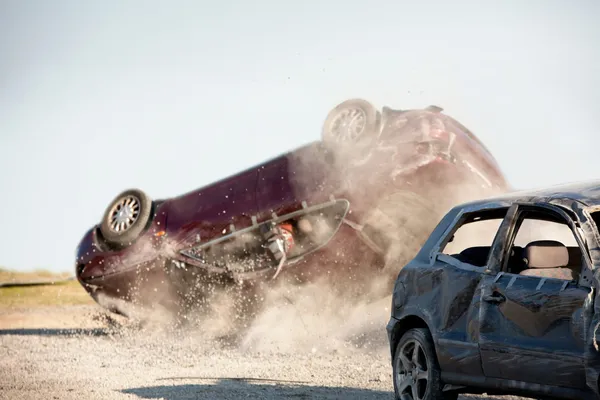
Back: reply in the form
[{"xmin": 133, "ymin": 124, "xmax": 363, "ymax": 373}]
[{"xmin": 387, "ymin": 180, "xmax": 600, "ymax": 400}]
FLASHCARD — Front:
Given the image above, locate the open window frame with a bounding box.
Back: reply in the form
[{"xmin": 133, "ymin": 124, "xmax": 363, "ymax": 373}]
[
  {"xmin": 497, "ymin": 203, "xmax": 594, "ymax": 288},
  {"xmin": 431, "ymin": 205, "xmax": 510, "ymax": 272}
]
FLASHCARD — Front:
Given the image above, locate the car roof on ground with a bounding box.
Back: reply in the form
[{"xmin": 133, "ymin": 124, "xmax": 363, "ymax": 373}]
[{"xmin": 459, "ymin": 180, "xmax": 600, "ymax": 210}]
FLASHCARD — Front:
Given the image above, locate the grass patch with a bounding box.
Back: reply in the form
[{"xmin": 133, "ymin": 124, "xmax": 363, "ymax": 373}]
[
  {"xmin": 0, "ymin": 267, "xmax": 73, "ymax": 283},
  {"xmin": 0, "ymin": 281, "xmax": 94, "ymax": 308},
  {"xmin": 0, "ymin": 268, "xmax": 94, "ymax": 308}
]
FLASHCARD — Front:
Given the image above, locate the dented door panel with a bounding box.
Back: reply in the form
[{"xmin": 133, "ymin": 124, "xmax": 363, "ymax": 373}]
[
  {"xmin": 479, "ymin": 272, "xmax": 588, "ymax": 388},
  {"xmin": 399, "ymin": 257, "xmax": 487, "ymax": 377}
]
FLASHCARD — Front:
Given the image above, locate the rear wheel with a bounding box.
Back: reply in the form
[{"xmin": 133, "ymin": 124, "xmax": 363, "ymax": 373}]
[
  {"xmin": 393, "ymin": 328, "xmax": 458, "ymax": 400},
  {"xmin": 321, "ymin": 98, "xmax": 381, "ymax": 147},
  {"xmin": 99, "ymin": 188, "xmax": 153, "ymax": 249}
]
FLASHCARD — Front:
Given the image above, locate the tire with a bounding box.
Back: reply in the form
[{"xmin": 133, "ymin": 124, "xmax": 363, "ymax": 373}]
[
  {"xmin": 321, "ymin": 98, "xmax": 381, "ymax": 147},
  {"xmin": 393, "ymin": 328, "xmax": 458, "ymax": 400},
  {"xmin": 99, "ymin": 188, "xmax": 153, "ymax": 249}
]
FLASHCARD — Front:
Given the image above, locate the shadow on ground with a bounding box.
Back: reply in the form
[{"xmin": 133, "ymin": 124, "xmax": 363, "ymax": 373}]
[
  {"xmin": 122, "ymin": 378, "xmax": 526, "ymax": 400},
  {"xmin": 122, "ymin": 379, "xmax": 391, "ymax": 400},
  {"xmin": 0, "ymin": 328, "xmax": 109, "ymax": 336}
]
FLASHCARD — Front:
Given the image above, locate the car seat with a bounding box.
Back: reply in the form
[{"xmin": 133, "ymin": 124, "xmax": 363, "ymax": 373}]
[{"xmin": 518, "ymin": 240, "xmax": 579, "ymax": 281}]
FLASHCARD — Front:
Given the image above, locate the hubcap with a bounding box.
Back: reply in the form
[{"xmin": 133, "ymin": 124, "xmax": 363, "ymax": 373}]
[
  {"xmin": 329, "ymin": 107, "xmax": 367, "ymax": 142},
  {"xmin": 108, "ymin": 195, "xmax": 141, "ymax": 233},
  {"xmin": 395, "ymin": 339, "xmax": 429, "ymax": 400}
]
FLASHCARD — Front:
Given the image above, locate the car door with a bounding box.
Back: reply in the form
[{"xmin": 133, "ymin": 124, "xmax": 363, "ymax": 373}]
[{"xmin": 478, "ymin": 203, "xmax": 591, "ymax": 389}]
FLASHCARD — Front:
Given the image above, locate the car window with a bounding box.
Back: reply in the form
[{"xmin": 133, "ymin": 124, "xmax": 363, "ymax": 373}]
[
  {"xmin": 513, "ymin": 218, "xmax": 577, "ymax": 247},
  {"xmin": 504, "ymin": 209, "xmax": 582, "ymax": 281},
  {"xmin": 590, "ymin": 211, "xmax": 600, "ymax": 237},
  {"xmin": 440, "ymin": 208, "xmax": 507, "ymax": 267}
]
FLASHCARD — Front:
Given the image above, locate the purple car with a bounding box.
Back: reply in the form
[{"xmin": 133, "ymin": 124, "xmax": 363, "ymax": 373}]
[{"xmin": 75, "ymin": 99, "xmax": 510, "ymax": 317}]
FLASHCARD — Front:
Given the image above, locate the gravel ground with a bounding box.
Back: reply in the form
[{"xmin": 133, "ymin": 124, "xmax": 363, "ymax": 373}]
[{"xmin": 0, "ymin": 301, "xmax": 534, "ymax": 400}]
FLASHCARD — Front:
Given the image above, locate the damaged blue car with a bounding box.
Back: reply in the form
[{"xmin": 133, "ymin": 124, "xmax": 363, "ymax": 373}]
[{"xmin": 387, "ymin": 180, "xmax": 600, "ymax": 400}]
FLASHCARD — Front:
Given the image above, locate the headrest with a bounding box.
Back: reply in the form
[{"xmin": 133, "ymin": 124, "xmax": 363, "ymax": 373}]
[{"xmin": 523, "ymin": 240, "xmax": 569, "ymax": 269}]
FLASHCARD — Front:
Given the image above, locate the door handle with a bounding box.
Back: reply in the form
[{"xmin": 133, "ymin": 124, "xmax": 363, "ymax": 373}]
[{"xmin": 482, "ymin": 293, "xmax": 506, "ymax": 304}]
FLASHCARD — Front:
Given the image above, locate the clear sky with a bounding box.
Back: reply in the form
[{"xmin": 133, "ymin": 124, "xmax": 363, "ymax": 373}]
[{"xmin": 1, "ymin": 0, "xmax": 599, "ymax": 272}]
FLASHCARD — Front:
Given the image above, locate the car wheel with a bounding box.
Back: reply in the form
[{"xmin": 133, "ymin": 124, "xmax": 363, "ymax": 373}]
[
  {"xmin": 393, "ymin": 328, "xmax": 458, "ymax": 400},
  {"xmin": 321, "ymin": 98, "xmax": 381, "ymax": 147},
  {"xmin": 99, "ymin": 188, "xmax": 153, "ymax": 249}
]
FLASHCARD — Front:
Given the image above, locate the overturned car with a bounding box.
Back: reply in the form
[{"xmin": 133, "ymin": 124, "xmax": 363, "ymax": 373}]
[{"xmin": 75, "ymin": 99, "xmax": 509, "ymax": 317}]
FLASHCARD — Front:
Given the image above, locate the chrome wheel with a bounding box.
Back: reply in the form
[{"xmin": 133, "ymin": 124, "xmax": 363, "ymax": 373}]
[
  {"xmin": 108, "ymin": 195, "xmax": 141, "ymax": 233},
  {"xmin": 329, "ymin": 107, "xmax": 367, "ymax": 142},
  {"xmin": 100, "ymin": 188, "xmax": 153, "ymax": 248},
  {"xmin": 395, "ymin": 339, "xmax": 429, "ymax": 400}
]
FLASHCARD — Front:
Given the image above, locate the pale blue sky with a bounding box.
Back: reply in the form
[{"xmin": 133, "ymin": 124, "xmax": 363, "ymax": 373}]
[{"xmin": 1, "ymin": 0, "xmax": 599, "ymax": 272}]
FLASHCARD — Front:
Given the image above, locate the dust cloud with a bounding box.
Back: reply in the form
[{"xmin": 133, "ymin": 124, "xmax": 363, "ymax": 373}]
[
  {"xmin": 238, "ymin": 276, "xmax": 392, "ymax": 354},
  {"xmin": 87, "ymin": 105, "xmax": 509, "ymax": 361},
  {"xmin": 227, "ymin": 107, "xmax": 508, "ymax": 356}
]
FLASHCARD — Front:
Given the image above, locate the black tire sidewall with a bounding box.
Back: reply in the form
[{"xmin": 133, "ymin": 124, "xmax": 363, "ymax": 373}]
[
  {"xmin": 99, "ymin": 188, "xmax": 153, "ymax": 249},
  {"xmin": 393, "ymin": 327, "xmax": 451, "ymax": 400}
]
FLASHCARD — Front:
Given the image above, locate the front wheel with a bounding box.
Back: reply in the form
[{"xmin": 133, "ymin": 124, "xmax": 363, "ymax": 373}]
[
  {"xmin": 99, "ymin": 188, "xmax": 153, "ymax": 249},
  {"xmin": 393, "ymin": 328, "xmax": 458, "ymax": 400}
]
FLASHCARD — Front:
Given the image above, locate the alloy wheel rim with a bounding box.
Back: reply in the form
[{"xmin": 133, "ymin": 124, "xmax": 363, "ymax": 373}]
[
  {"xmin": 395, "ymin": 339, "xmax": 429, "ymax": 400},
  {"xmin": 108, "ymin": 195, "xmax": 141, "ymax": 233},
  {"xmin": 329, "ymin": 107, "xmax": 367, "ymax": 142}
]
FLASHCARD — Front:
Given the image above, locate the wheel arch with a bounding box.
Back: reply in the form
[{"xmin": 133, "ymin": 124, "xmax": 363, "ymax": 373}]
[{"xmin": 390, "ymin": 313, "xmax": 436, "ymax": 361}]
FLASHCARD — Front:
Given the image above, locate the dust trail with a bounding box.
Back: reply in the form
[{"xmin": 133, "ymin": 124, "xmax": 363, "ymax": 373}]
[
  {"xmin": 238, "ymin": 276, "xmax": 393, "ymax": 355},
  {"xmin": 91, "ymin": 103, "xmax": 510, "ymax": 357},
  {"xmin": 233, "ymin": 104, "xmax": 509, "ymax": 355}
]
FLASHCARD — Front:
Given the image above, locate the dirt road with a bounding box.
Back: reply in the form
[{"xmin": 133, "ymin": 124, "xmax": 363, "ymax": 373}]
[{"xmin": 0, "ymin": 300, "xmax": 533, "ymax": 400}]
